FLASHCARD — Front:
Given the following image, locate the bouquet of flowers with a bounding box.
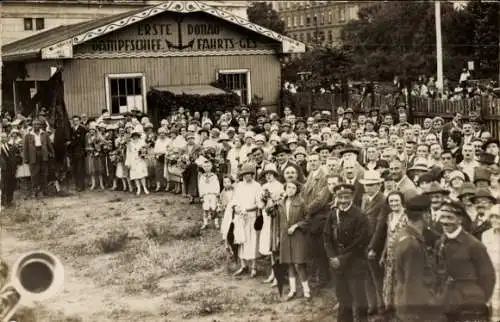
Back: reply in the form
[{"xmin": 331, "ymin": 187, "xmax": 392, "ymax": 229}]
[
  {"xmin": 178, "ymin": 153, "xmax": 191, "ymax": 171},
  {"xmin": 165, "ymin": 150, "xmax": 180, "ymax": 165},
  {"xmin": 102, "ymin": 139, "xmax": 113, "ymax": 154},
  {"xmin": 145, "ymin": 133, "xmax": 156, "ymax": 148},
  {"xmin": 92, "ymin": 139, "xmax": 102, "ymax": 157},
  {"xmin": 261, "ymin": 188, "xmax": 279, "ymax": 218},
  {"xmin": 139, "ymin": 145, "xmax": 148, "ymax": 159}
]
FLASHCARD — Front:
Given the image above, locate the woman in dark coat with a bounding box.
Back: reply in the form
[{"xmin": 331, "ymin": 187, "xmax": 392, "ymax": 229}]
[{"xmin": 278, "ymin": 181, "xmax": 311, "ymax": 300}]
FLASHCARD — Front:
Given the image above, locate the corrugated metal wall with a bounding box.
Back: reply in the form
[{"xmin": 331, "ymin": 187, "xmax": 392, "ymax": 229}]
[{"xmin": 61, "ymin": 55, "xmax": 281, "ymax": 117}]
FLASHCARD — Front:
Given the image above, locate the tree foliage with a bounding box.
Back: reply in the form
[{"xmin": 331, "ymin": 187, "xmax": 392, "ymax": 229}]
[
  {"xmin": 341, "ymin": 0, "xmax": 499, "ymax": 81},
  {"xmin": 247, "ymin": 2, "xmax": 286, "ymax": 35},
  {"xmin": 282, "ymin": 47, "xmax": 352, "ymax": 89}
]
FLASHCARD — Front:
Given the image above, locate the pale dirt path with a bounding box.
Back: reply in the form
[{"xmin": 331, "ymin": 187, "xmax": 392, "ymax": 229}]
[{"xmin": 0, "ymin": 192, "xmax": 337, "ymax": 322}]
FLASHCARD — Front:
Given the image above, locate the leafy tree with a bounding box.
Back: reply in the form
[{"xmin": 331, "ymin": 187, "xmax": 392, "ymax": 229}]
[
  {"xmin": 247, "ymin": 2, "xmax": 286, "ymax": 35},
  {"xmin": 283, "ymin": 47, "xmax": 352, "ymax": 90},
  {"xmin": 341, "ymin": 0, "xmax": 499, "ymax": 82}
]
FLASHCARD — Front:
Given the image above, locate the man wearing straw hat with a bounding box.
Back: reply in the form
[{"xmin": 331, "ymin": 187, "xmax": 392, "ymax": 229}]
[{"xmin": 360, "ymin": 170, "xmax": 387, "ymax": 317}]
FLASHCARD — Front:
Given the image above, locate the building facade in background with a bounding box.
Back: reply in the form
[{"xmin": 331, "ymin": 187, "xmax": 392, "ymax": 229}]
[
  {"xmin": 1, "ymin": 0, "xmax": 250, "ymax": 45},
  {"xmin": 265, "ymin": 1, "xmax": 373, "ymax": 47},
  {"xmin": 2, "ymin": 1, "xmax": 304, "ymax": 118}
]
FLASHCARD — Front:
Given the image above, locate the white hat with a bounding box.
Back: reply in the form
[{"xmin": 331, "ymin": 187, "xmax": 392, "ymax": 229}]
[
  {"xmin": 254, "ymin": 134, "xmax": 266, "ymax": 143},
  {"xmin": 131, "ymin": 125, "xmax": 143, "ymax": 135},
  {"xmin": 187, "ymin": 124, "xmax": 196, "ymax": 132},
  {"xmin": 359, "ymin": 170, "xmax": 384, "ymax": 185},
  {"xmin": 244, "ymin": 131, "xmax": 255, "ymax": 140}
]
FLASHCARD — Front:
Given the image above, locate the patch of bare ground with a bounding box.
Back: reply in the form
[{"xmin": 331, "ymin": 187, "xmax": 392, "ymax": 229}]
[{"xmin": 1, "ymin": 191, "xmax": 336, "ymax": 321}]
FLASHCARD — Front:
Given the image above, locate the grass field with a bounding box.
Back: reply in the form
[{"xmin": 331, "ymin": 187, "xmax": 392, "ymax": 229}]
[{"xmin": 0, "ymin": 191, "xmax": 337, "ymax": 322}]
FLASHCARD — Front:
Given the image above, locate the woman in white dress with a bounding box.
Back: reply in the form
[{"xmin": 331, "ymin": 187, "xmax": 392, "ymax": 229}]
[
  {"xmin": 258, "ymin": 163, "xmax": 284, "ymax": 286},
  {"xmin": 483, "ymin": 204, "xmax": 500, "ymax": 322},
  {"xmin": 231, "ymin": 163, "xmax": 263, "ymax": 277},
  {"xmin": 125, "ymin": 127, "xmax": 149, "ymax": 195}
]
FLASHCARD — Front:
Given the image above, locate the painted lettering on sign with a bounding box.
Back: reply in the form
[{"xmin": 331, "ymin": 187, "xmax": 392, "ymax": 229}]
[{"xmin": 87, "ymin": 20, "xmax": 264, "ymax": 52}]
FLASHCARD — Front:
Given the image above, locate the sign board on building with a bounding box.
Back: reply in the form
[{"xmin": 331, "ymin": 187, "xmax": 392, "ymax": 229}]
[{"xmin": 74, "ymin": 12, "xmax": 279, "ymax": 57}]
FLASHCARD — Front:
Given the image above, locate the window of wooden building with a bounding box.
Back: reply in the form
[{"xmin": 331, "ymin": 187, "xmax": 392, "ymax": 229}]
[
  {"xmin": 217, "ymin": 69, "xmax": 251, "ymax": 105},
  {"xmin": 105, "ymin": 73, "xmax": 146, "ymax": 114}
]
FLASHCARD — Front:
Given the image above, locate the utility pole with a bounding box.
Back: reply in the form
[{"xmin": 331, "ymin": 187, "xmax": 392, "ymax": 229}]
[{"xmin": 435, "ymin": 1, "xmax": 444, "ymax": 94}]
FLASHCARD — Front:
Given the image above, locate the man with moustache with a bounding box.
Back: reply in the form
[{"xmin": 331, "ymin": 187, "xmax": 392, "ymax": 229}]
[
  {"xmin": 437, "ymin": 200, "xmax": 495, "ymax": 322},
  {"xmin": 324, "ymin": 184, "xmax": 370, "ymax": 322},
  {"xmin": 341, "ymin": 159, "xmax": 364, "ymax": 206}
]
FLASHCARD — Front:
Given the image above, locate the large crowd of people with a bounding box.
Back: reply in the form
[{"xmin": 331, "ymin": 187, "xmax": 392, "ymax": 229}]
[{"xmin": 1, "ymin": 104, "xmax": 499, "ymax": 322}]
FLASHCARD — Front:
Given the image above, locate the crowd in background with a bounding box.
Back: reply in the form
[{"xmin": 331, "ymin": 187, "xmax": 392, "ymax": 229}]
[{"xmin": 1, "ymin": 104, "xmax": 500, "ymax": 322}]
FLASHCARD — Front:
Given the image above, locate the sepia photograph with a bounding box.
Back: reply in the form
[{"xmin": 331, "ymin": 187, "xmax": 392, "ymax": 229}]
[{"xmin": 0, "ymin": 0, "xmax": 499, "ymax": 321}]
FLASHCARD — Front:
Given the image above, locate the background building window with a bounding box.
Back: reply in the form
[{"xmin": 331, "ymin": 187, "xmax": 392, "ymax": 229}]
[
  {"xmin": 339, "ymin": 7, "xmax": 346, "ymax": 21},
  {"xmin": 306, "ymin": 16, "xmax": 311, "ymax": 26},
  {"xmin": 217, "ymin": 69, "xmax": 250, "ymax": 105},
  {"xmin": 328, "ymin": 30, "xmax": 333, "ymax": 42},
  {"xmin": 24, "ymin": 18, "xmax": 33, "ymax": 31},
  {"xmin": 35, "ymin": 18, "xmax": 45, "ymax": 30},
  {"xmin": 300, "ymin": 15, "xmax": 304, "ymax": 26},
  {"xmin": 106, "ymin": 74, "xmax": 145, "ymax": 114}
]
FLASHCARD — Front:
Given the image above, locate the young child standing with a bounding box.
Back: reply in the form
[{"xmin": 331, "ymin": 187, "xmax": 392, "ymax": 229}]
[{"xmin": 198, "ymin": 158, "xmax": 220, "ymax": 229}]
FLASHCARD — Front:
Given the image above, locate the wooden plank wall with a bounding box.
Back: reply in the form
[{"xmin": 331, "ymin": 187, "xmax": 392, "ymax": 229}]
[
  {"xmin": 61, "ymin": 54, "xmax": 281, "ymax": 117},
  {"xmin": 283, "ymin": 92, "xmax": 500, "ymax": 137}
]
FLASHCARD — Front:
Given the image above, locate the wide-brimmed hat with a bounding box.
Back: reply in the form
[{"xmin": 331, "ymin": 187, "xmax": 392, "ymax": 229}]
[
  {"xmin": 406, "ymin": 195, "xmax": 431, "ymax": 213},
  {"xmin": 474, "ymin": 167, "xmax": 491, "ymax": 184},
  {"xmin": 422, "ymin": 182, "xmax": 450, "ymax": 196},
  {"xmin": 477, "ymin": 152, "xmax": 496, "ymax": 165},
  {"xmin": 239, "ymin": 163, "xmax": 256, "ymax": 177},
  {"xmin": 261, "ymin": 163, "xmax": 279, "ymax": 178},
  {"xmin": 294, "ymin": 146, "xmax": 307, "ymax": 157},
  {"xmin": 287, "ymin": 136, "xmax": 298, "ymax": 144},
  {"xmin": 340, "ymin": 146, "xmax": 360, "ymax": 157},
  {"xmin": 471, "ymin": 189, "xmax": 497, "ymax": 204},
  {"xmin": 457, "ymin": 183, "xmax": 476, "ymax": 199},
  {"xmin": 482, "ymin": 138, "xmax": 500, "ymax": 151},
  {"xmin": 359, "ymin": 170, "xmax": 384, "ymax": 185},
  {"xmin": 218, "ymin": 132, "xmax": 230, "ymax": 142},
  {"xmin": 448, "ymin": 170, "xmax": 466, "ymax": 182},
  {"xmin": 309, "ymin": 134, "xmax": 321, "ymax": 142},
  {"xmin": 272, "ymin": 144, "xmax": 291, "ymax": 156},
  {"xmin": 315, "ymin": 143, "xmax": 332, "ymax": 153},
  {"xmin": 244, "ymin": 131, "xmax": 255, "ymax": 140},
  {"xmin": 254, "ymin": 134, "xmax": 266, "ymax": 143},
  {"xmin": 408, "ymin": 162, "xmax": 429, "ymax": 174},
  {"xmin": 439, "ymin": 200, "xmax": 469, "ymax": 220}
]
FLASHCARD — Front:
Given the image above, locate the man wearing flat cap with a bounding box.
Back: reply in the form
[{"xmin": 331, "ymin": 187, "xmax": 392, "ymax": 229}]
[
  {"xmin": 324, "ymin": 183, "xmax": 370, "ymax": 322},
  {"xmin": 438, "ymin": 200, "xmax": 496, "ymax": 322}
]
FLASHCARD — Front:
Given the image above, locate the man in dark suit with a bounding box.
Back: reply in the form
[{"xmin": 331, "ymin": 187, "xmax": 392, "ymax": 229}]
[
  {"xmin": 324, "ymin": 184, "xmax": 370, "ymax": 322},
  {"xmin": 69, "ymin": 115, "xmax": 87, "ymax": 191},
  {"xmin": 1, "ymin": 133, "xmax": 17, "ymax": 207},
  {"xmin": 361, "ymin": 171, "xmax": 389, "ymax": 317},
  {"xmin": 306, "ymin": 174, "xmax": 340, "ymax": 288},
  {"xmin": 438, "ymin": 200, "xmax": 495, "ymax": 322},
  {"xmin": 394, "ymin": 195, "xmax": 444, "ymax": 322},
  {"xmin": 23, "ymin": 119, "xmax": 54, "ymax": 197}
]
